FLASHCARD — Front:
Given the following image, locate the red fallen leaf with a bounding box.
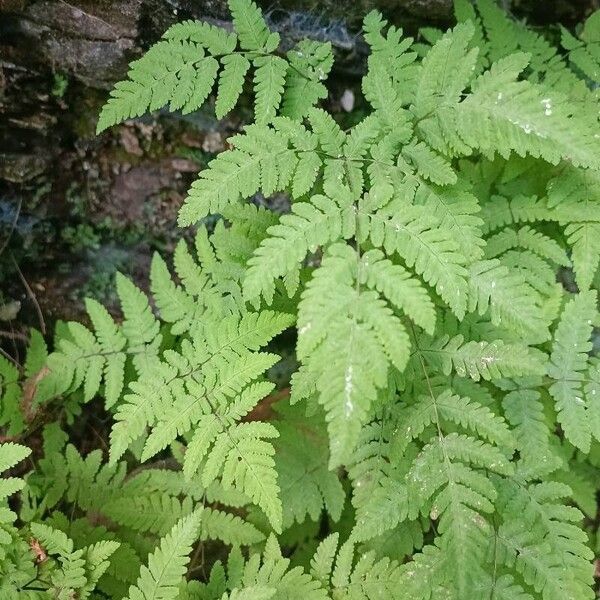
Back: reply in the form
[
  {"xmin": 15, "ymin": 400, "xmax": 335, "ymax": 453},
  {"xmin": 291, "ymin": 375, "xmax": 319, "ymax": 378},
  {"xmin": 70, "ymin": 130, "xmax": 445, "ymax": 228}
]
[
  {"xmin": 29, "ymin": 538, "xmax": 47, "ymax": 564},
  {"xmin": 244, "ymin": 387, "xmax": 290, "ymax": 422}
]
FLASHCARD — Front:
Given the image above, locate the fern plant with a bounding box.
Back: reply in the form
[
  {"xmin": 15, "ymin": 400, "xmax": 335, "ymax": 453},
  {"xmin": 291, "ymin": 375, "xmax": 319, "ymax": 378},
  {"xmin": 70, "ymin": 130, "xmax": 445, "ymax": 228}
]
[{"xmin": 3, "ymin": 0, "xmax": 600, "ymax": 598}]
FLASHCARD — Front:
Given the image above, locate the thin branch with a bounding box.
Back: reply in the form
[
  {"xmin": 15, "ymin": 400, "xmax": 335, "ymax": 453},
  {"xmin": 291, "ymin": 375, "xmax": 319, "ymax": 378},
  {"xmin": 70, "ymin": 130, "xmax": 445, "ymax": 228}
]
[
  {"xmin": 11, "ymin": 256, "xmax": 46, "ymax": 335},
  {"xmin": 0, "ymin": 346, "xmax": 20, "ymax": 368}
]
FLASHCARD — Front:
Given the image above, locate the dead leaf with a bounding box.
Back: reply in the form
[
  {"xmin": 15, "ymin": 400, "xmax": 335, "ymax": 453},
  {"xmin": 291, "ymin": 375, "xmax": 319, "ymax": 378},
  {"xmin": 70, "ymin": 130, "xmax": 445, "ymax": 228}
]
[
  {"xmin": 29, "ymin": 538, "xmax": 47, "ymax": 564},
  {"xmin": 21, "ymin": 366, "xmax": 50, "ymax": 422}
]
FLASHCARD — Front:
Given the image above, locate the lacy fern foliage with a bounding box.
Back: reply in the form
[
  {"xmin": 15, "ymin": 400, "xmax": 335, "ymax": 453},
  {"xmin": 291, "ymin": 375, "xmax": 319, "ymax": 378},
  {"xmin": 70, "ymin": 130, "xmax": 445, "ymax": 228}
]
[{"xmin": 3, "ymin": 0, "xmax": 600, "ymax": 598}]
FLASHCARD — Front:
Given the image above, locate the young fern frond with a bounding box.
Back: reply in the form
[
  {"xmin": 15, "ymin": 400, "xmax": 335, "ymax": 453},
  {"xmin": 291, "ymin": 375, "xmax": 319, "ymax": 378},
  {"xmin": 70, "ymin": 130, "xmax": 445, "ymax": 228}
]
[
  {"xmin": 0, "ymin": 442, "xmax": 31, "ymax": 546},
  {"xmin": 97, "ymin": 0, "xmax": 332, "ymax": 133},
  {"xmin": 468, "ymin": 259, "xmax": 549, "ymax": 342},
  {"xmin": 547, "ymin": 290, "xmax": 598, "ymax": 452},
  {"xmin": 46, "ymin": 274, "xmax": 161, "ymax": 408},
  {"xmin": 125, "ymin": 510, "xmax": 202, "ymax": 600}
]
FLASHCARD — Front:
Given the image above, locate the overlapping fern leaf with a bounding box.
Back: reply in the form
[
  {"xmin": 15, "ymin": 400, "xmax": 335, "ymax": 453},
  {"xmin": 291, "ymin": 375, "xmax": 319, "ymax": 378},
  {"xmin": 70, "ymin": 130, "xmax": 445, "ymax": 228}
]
[
  {"xmin": 97, "ymin": 0, "xmax": 332, "ymax": 132},
  {"xmin": 109, "ymin": 256, "xmax": 292, "ymax": 530},
  {"xmin": 5, "ymin": 1, "xmax": 600, "ymax": 599},
  {"xmin": 44, "ymin": 273, "xmax": 161, "ymax": 409}
]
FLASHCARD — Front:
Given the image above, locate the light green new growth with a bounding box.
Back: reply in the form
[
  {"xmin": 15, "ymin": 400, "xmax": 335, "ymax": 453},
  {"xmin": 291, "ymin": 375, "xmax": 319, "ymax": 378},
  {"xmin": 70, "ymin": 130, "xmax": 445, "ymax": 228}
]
[{"xmin": 3, "ymin": 0, "xmax": 600, "ymax": 598}]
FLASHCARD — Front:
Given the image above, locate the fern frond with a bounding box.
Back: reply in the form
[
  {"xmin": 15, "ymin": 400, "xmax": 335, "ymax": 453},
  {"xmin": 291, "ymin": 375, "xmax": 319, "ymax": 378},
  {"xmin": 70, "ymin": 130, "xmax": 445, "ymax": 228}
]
[
  {"xmin": 282, "ymin": 41, "xmax": 333, "ymax": 119},
  {"xmin": 413, "ymin": 23, "xmax": 478, "ymax": 119},
  {"xmin": 0, "ymin": 442, "xmax": 31, "ymax": 529},
  {"xmin": 402, "ymin": 142, "xmax": 457, "ymax": 185},
  {"xmin": 0, "ymin": 356, "xmax": 22, "ymax": 437},
  {"xmin": 495, "ymin": 479, "xmax": 595, "ymax": 600},
  {"xmin": 46, "ymin": 274, "xmax": 161, "ymax": 409},
  {"xmin": 584, "ymin": 357, "xmax": 600, "ymax": 444},
  {"xmin": 329, "ymin": 540, "xmax": 404, "ymax": 599},
  {"xmin": 115, "ymin": 272, "xmax": 161, "ymax": 355},
  {"xmin": 204, "ymin": 420, "xmax": 282, "ymax": 531},
  {"xmin": 480, "ymin": 194, "xmax": 554, "ymax": 234},
  {"xmin": 244, "ymin": 193, "xmax": 355, "ymax": 304},
  {"xmin": 414, "ymin": 183, "xmax": 485, "ymax": 262},
  {"xmin": 468, "ymin": 259, "xmax": 548, "ymax": 341},
  {"xmin": 97, "ymin": 41, "xmax": 219, "ymax": 132},
  {"xmin": 565, "ymin": 222, "xmax": 600, "ymax": 291},
  {"xmin": 458, "ymin": 53, "xmax": 600, "ymax": 168},
  {"xmin": 180, "ymin": 124, "xmax": 312, "ymax": 225},
  {"xmin": 162, "ymin": 20, "xmax": 237, "ymax": 54},
  {"xmin": 547, "ymin": 290, "xmax": 597, "ymax": 452},
  {"xmin": 253, "ymin": 56, "xmax": 288, "ymax": 125},
  {"xmin": 111, "ymin": 342, "xmax": 278, "ymax": 464},
  {"xmin": 394, "ymin": 390, "xmax": 514, "ymax": 456},
  {"xmin": 295, "ymin": 245, "xmax": 409, "ymax": 466},
  {"xmin": 229, "ymin": 0, "xmax": 277, "ymax": 52},
  {"xmin": 215, "ymin": 54, "xmax": 251, "ymax": 119},
  {"xmin": 405, "ymin": 432, "xmax": 512, "ymax": 594},
  {"xmin": 561, "ymin": 12, "xmax": 600, "ymax": 83},
  {"xmin": 485, "ymin": 225, "xmax": 570, "ymax": 266},
  {"xmin": 126, "ymin": 510, "xmax": 202, "ymax": 600},
  {"xmin": 503, "ymin": 389, "xmax": 561, "ymax": 478},
  {"xmin": 97, "ymin": 0, "xmax": 292, "ymax": 133},
  {"xmin": 419, "ymin": 334, "xmax": 547, "ymax": 381},
  {"xmin": 361, "ymin": 205, "xmax": 470, "ymax": 318},
  {"xmin": 499, "ymin": 249, "xmax": 558, "ymax": 297},
  {"xmin": 362, "ymin": 59, "xmax": 407, "ymax": 130},
  {"xmin": 274, "ymin": 403, "xmax": 344, "ymax": 528},
  {"xmin": 0, "ymin": 442, "xmax": 31, "ymax": 473},
  {"xmin": 358, "ymin": 248, "xmax": 436, "ymax": 334},
  {"xmin": 104, "ymin": 492, "xmax": 194, "ymax": 536}
]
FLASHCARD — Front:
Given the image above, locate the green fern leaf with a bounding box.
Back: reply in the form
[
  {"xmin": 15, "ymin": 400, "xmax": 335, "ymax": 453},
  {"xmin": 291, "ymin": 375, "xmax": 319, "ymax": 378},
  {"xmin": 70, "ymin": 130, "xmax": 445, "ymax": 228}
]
[
  {"xmin": 565, "ymin": 222, "xmax": 600, "ymax": 291},
  {"xmin": 244, "ymin": 193, "xmax": 355, "ymax": 304},
  {"xmin": 420, "ymin": 334, "xmax": 547, "ymax": 381},
  {"xmin": 97, "ymin": 42, "xmax": 219, "ymax": 133},
  {"xmin": 163, "ymin": 19, "xmax": 237, "ymax": 54},
  {"xmin": 362, "ymin": 206, "xmax": 469, "ymax": 317},
  {"xmin": 485, "ymin": 225, "xmax": 570, "ymax": 266},
  {"xmin": 126, "ymin": 510, "xmax": 202, "ymax": 600},
  {"xmin": 394, "ymin": 390, "xmax": 514, "ymax": 456},
  {"xmin": 414, "ymin": 183, "xmax": 485, "ymax": 262},
  {"xmin": 229, "ymin": 0, "xmax": 277, "ymax": 52},
  {"xmin": 413, "ymin": 23, "xmax": 478, "ymax": 119},
  {"xmin": 548, "ymin": 290, "xmax": 597, "ymax": 452},
  {"xmin": 358, "ymin": 248, "xmax": 436, "ymax": 334},
  {"xmin": 282, "ymin": 40, "xmax": 333, "ymax": 119},
  {"xmin": 468, "ymin": 259, "xmax": 548, "ymax": 341},
  {"xmin": 275, "ymin": 403, "xmax": 345, "ymax": 527},
  {"xmin": 458, "ymin": 52, "xmax": 600, "ymax": 168},
  {"xmin": 216, "ymin": 54, "xmax": 251, "ymax": 119},
  {"xmin": 253, "ymin": 56, "xmax": 288, "ymax": 125},
  {"xmin": 503, "ymin": 389, "xmax": 560, "ymax": 477},
  {"xmin": 402, "ymin": 142, "xmax": 457, "ymax": 185}
]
